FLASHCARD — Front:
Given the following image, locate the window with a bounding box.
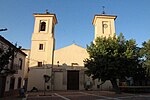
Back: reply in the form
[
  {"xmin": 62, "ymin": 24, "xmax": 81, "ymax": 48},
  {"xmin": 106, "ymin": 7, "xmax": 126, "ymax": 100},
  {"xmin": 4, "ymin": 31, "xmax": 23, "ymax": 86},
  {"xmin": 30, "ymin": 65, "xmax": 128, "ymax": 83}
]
[
  {"xmin": 39, "ymin": 44, "xmax": 44, "ymax": 50},
  {"xmin": 19, "ymin": 58, "xmax": 23, "ymax": 70},
  {"xmin": 102, "ymin": 21, "xmax": 108, "ymax": 34},
  {"xmin": 38, "ymin": 62, "xmax": 42, "ymax": 67},
  {"xmin": 17, "ymin": 77, "xmax": 22, "ymax": 89},
  {"xmin": 40, "ymin": 22, "xmax": 46, "ymax": 31},
  {"xmin": 9, "ymin": 77, "xmax": 15, "ymax": 90}
]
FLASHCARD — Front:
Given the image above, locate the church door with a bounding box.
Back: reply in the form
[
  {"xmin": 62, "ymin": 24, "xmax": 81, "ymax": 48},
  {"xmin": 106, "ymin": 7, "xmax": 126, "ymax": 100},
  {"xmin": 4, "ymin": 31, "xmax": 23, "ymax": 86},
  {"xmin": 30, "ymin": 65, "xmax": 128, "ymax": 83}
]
[{"xmin": 67, "ymin": 70, "xmax": 79, "ymax": 90}]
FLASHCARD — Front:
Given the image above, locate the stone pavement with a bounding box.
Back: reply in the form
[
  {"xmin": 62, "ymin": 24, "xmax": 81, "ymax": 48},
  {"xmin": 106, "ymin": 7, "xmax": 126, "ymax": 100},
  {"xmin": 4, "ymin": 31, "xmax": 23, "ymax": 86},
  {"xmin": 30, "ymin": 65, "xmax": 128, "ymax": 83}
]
[
  {"xmin": 0, "ymin": 95, "xmax": 27, "ymax": 100},
  {"xmin": 1, "ymin": 91, "xmax": 150, "ymax": 100},
  {"xmin": 0, "ymin": 96, "xmax": 25, "ymax": 100}
]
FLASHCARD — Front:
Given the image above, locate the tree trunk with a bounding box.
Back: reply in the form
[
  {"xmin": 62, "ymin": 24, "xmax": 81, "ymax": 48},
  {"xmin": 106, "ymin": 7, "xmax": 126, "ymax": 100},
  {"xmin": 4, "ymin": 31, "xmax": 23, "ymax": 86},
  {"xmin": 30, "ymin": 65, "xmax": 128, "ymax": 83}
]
[
  {"xmin": 110, "ymin": 78, "xmax": 121, "ymax": 94},
  {"xmin": 0, "ymin": 76, "xmax": 6, "ymax": 98}
]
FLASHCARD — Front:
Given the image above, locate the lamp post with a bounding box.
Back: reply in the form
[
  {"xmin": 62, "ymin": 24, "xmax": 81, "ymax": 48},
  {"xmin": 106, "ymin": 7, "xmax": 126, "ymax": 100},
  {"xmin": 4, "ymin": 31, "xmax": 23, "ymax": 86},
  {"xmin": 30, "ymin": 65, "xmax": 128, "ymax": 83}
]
[
  {"xmin": 0, "ymin": 28, "xmax": 7, "ymax": 32},
  {"xmin": 57, "ymin": 61, "xmax": 59, "ymax": 67}
]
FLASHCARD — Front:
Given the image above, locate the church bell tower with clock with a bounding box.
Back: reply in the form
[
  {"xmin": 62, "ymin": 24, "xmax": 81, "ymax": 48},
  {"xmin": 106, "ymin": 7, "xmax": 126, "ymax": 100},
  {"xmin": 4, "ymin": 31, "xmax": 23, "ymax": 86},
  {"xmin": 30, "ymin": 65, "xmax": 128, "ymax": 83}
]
[{"xmin": 92, "ymin": 12, "xmax": 117, "ymax": 40}]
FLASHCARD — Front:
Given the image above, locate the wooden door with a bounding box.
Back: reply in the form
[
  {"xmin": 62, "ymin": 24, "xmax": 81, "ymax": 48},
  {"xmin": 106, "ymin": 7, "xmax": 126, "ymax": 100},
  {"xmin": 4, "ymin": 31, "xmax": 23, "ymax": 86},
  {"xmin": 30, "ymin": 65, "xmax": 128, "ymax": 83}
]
[{"xmin": 67, "ymin": 70, "xmax": 79, "ymax": 90}]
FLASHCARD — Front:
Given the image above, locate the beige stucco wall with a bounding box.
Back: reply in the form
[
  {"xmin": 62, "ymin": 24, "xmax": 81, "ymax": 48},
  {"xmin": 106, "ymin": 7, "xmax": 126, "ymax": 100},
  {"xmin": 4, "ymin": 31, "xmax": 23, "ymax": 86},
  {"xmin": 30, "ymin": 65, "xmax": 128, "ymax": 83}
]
[
  {"xmin": 29, "ymin": 14, "xmax": 56, "ymax": 68},
  {"xmin": 53, "ymin": 43, "xmax": 113, "ymax": 90},
  {"xmin": 4, "ymin": 52, "xmax": 26, "ymax": 92},
  {"xmin": 53, "ymin": 66, "xmax": 86, "ymax": 90},
  {"xmin": 27, "ymin": 43, "xmax": 113, "ymax": 91},
  {"xmin": 54, "ymin": 44, "xmax": 89, "ymax": 67},
  {"xmin": 26, "ymin": 13, "xmax": 117, "ymax": 91},
  {"xmin": 27, "ymin": 67, "xmax": 51, "ymax": 91},
  {"xmin": 21, "ymin": 49, "xmax": 30, "ymax": 79},
  {"xmin": 33, "ymin": 14, "xmax": 57, "ymax": 35},
  {"xmin": 54, "ymin": 71, "xmax": 66, "ymax": 90},
  {"xmin": 93, "ymin": 15, "xmax": 116, "ymax": 40},
  {"xmin": 53, "ymin": 44, "xmax": 89, "ymax": 90},
  {"xmin": 29, "ymin": 37, "xmax": 54, "ymax": 67},
  {"xmin": 27, "ymin": 13, "xmax": 57, "ymax": 91}
]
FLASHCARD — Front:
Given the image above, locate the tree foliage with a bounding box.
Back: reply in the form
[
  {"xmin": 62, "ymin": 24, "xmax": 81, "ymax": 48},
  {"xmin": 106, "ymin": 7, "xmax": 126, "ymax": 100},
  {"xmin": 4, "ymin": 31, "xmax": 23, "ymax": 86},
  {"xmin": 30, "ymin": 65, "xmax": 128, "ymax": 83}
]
[
  {"xmin": 140, "ymin": 40, "xmax": 150, "ymax": 69},
  {"xmin": 84, "ymin": 33, "xmax": 139, "ymax": 93},
  {"xmin": 0, "ymin": 46, "xmax": 16, "ymax": 76},
  {"xmin": 0, "ymin": 43, "xmax": 20, "ymax": 97},
  {"xmin": 140, "ymin": 39, "xmax": 150, "ymax": 77}
]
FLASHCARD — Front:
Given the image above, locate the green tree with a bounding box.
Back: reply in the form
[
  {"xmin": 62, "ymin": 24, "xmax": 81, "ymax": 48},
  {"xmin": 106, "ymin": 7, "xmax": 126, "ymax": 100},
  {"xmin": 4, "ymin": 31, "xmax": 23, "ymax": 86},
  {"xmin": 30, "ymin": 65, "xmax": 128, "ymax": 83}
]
[
  {"xmin": 0, "ymin": 47, "xmax": 16, "ymax": 75},
  {"xmin": 0, "ymin": 46, "xmax": 17, "ymax": 97},
  {"xmin": 84, "ymin": 33, "xmax": 139, "ymax": 93},
  {"xmin": 140, "ymin": 40, "xmax": 150, "ymax": 77}
]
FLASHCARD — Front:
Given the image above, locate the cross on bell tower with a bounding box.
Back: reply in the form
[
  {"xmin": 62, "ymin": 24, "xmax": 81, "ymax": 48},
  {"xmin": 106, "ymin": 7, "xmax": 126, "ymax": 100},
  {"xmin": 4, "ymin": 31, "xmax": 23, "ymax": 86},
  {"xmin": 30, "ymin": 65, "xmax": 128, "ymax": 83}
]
[{"xmin": 102, "ymin": 6, "xmax": 106, "ymax": 14}]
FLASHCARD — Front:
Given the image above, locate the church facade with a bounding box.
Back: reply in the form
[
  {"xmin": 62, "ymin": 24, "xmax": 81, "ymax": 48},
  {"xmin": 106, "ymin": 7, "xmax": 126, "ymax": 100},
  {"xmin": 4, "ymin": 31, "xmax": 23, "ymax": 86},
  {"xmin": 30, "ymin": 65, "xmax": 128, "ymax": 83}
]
[{"xmin": 23, "ymin": 11, "xmax": 117, "ymax": 91}]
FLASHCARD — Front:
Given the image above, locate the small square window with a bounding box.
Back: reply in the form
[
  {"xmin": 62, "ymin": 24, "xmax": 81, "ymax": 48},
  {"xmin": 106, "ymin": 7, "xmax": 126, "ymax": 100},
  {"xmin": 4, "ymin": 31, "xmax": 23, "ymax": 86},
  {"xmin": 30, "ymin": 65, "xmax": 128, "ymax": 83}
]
[
  {"xmin": 39, "ymin": 44, "xmax": 44, "ymax": 50},
  {"xmin": 38, "ymin": 62, "xmax": 42, "ymax": 67}
]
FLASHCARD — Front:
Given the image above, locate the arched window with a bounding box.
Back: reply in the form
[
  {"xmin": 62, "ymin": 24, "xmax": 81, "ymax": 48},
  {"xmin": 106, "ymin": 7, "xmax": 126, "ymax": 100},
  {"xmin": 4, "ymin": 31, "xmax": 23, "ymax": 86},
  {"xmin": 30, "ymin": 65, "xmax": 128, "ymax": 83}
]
[{"xmin": 40, "ymin": 22, "xmax": 46, "ymax": 31}]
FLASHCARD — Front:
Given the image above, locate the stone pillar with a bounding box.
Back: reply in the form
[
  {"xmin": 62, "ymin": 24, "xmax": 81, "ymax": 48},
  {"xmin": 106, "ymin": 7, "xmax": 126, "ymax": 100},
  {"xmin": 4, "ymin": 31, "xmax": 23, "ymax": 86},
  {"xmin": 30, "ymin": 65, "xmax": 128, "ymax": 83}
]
[
  {"xmin": 79, "ymin": 69, "xmax": 85, "ymax": 90},
  {"xmin": 62, "ymin": 69, "xmax": 67, "ymax": 90}
]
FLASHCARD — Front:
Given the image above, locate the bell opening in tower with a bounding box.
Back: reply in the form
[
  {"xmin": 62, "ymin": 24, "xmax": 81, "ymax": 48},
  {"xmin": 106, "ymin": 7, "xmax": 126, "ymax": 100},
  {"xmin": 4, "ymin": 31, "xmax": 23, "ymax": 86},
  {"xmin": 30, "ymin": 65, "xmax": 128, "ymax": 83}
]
[{"xmin": 40, "ymin": 21, "xmax": 46, "ymax": 31}]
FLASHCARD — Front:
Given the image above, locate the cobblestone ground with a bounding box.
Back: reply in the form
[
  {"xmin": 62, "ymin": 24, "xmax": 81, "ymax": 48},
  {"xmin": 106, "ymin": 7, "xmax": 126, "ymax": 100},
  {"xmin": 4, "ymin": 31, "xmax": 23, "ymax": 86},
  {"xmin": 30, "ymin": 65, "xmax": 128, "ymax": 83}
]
[
  {"xmin": 1, "ymin": 91, "xmax": 150, "ymax": 100},
  {"xmin": 26, "ymin": 91, "xmax": 150, "ymax": 100}
]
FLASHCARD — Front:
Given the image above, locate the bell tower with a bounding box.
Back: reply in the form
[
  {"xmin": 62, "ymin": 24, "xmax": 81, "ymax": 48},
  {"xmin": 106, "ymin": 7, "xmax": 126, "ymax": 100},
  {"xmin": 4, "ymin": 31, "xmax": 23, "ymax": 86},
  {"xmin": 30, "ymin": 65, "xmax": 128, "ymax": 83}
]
[
  {"xmin": 29, "ymin": 11, "xmax": 57, "ymax": 67},
  {"xmin": 92, "ymin": 13, "xmax": 117, "ymax": 40}
]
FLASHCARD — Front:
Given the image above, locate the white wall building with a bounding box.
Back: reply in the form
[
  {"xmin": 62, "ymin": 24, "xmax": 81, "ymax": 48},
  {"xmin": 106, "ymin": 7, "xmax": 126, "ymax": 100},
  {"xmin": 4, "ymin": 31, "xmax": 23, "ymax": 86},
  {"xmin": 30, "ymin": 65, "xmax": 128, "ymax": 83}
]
[{"xmin": 0, "ymin": 35, "xmax": 27, "ymax": 97}]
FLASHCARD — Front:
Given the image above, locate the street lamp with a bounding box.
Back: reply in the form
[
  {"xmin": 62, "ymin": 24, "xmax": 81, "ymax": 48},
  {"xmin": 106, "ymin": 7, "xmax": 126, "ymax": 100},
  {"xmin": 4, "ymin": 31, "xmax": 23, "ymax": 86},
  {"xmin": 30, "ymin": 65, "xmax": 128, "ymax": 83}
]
[
  {"xmin": 0, "ymin": 28, "xmax": 7, "ymax": 32},
  {"xmin": 57, "ymin": 61, "xmax": 59, "ymax": 67}
]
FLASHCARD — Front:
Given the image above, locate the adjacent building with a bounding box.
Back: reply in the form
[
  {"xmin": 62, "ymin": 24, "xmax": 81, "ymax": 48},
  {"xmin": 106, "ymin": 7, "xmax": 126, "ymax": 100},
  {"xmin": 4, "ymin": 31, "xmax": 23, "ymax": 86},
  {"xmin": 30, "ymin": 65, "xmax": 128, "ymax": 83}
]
[{"xmin": 0, "ymin": 35, "xmax": 27, "ymax": 97}]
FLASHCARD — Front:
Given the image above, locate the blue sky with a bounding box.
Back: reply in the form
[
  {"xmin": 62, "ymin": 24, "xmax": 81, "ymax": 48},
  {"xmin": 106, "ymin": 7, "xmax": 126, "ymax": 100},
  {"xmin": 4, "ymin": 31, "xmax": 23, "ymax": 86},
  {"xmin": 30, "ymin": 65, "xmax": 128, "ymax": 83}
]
[{"xmin": 0, "ymin": 0, "xmax": 150, "ymax": 49}]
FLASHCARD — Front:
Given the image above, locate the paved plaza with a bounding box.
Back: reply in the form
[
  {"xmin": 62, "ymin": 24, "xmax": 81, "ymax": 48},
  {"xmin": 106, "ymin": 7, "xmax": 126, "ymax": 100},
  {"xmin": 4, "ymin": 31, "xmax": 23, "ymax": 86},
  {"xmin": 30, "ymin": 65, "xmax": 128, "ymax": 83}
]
[{"xmin": 1, "ymin": 91, "xmax": 150, "ymax": 100}]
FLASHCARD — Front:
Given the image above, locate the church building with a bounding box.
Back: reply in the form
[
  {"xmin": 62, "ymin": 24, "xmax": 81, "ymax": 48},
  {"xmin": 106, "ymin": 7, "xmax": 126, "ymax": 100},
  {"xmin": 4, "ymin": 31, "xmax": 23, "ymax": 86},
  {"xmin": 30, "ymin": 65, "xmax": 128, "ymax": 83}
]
[{"xmin": 23, "ymin": 11, "xmax": 117, "ymax": 91}]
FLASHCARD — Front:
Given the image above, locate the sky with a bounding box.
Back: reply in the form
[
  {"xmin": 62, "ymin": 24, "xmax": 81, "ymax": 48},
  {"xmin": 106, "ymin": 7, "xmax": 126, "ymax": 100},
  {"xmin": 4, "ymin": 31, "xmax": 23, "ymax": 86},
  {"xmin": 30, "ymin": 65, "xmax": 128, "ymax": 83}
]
[{"xmin": 0, "ymin": 0, "xmax": 150, "ymax": 49}]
